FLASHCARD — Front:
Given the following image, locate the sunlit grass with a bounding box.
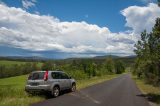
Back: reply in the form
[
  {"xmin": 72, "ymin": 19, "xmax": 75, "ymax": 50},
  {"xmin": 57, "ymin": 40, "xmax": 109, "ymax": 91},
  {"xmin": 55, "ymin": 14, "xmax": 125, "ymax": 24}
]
[
  {"xmin": 132, "ymin": 75, "xmax": 160, "ymax": 106},
  {"xmin": 0, "ymin": 60, "xmax": 27, "ymax": 66},
  {"xmin": 0, "ymin": 60, "xmax": 43, "ymax": 67},
  {"xmin": 77, "ymin": 74, "xmax": 119, "ymax": 89},
  {"xmin": 0, "ymin": 75, "xmax": 45, "ymax": 106}
]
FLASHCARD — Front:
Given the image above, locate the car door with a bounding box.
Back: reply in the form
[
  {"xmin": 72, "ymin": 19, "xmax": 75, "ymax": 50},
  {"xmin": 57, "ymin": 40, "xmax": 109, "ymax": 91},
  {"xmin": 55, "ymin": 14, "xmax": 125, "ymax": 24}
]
[
  {"xmin": 60, "ymin": 72, "xmax": 71, "ymax": 89},
  {"xmin": 51, "ymin": 72, "xmax": 65, "ymax": 89}
]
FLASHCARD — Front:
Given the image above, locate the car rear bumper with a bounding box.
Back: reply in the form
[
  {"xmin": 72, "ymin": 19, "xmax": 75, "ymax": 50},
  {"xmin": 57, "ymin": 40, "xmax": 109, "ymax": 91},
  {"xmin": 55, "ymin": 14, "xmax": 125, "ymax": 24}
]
[{"xmin": 25, "ymin": 85, "xmax": 51, "ymax": 92}]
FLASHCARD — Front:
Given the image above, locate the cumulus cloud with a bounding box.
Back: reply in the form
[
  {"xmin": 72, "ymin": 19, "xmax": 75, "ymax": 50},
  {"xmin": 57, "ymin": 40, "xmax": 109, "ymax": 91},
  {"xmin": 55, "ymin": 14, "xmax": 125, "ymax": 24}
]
[
  {"xmin": 0, "ymin": 3, "xmax": 136, "ymax": 56},
  {"xmin": 121, "ymin": 3, "xmax": 160, "ymax": 34},
  {"xmin": 22, "ymin": 0, "xmax": 36, "ymax": 9},
  {"xmin": 0, "ymin": 1, "xmax": 159, "ymax": 58}
]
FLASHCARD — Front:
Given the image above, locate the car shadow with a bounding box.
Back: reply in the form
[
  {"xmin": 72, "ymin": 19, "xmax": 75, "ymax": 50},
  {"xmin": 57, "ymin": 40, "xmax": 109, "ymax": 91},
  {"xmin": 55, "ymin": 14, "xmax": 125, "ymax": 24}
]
[
  {"xmin": 28, "ymin": 89, "xmax": 72, "ymax": 99},
  {"xmin": 137, "ymin": 93, "xmax": 160, "ymax": 104}
]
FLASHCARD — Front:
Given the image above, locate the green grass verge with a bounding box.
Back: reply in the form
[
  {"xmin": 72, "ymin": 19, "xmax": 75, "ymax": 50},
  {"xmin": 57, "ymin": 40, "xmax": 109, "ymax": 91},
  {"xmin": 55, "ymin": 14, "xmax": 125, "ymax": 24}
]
[
  {"xmin": 132, "ymin": 75, "xmax": 160, "ymax": 106},
  {"xmin": 0, "ymin": 74, "xmax": 120, "ymax": 106},
  {"xmin": 77, "ymin": 74, "xmax": 119, "ymax": 89}
]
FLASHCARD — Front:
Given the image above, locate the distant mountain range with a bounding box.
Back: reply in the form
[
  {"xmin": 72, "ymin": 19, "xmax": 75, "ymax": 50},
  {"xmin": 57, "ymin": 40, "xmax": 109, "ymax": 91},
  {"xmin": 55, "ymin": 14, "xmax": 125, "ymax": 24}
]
[
  {"xmin": 93, "ymin": 55, "xmax": 120, "ymax": 59},
  {"xmin": 0, "ymin": 55, "xmax": 136, "ymax": 61}
]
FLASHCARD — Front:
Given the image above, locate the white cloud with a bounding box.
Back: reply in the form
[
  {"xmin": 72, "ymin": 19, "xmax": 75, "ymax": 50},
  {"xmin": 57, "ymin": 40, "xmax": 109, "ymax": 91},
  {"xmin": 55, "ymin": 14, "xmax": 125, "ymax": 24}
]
[
  {"xmin": 22, "ymin": 0, "xmax": 36, "ymax": 9},
  {"xmin": 121, "ymin": 3, "xmax": 160, "ymax": 34},
  {"xmin": 0, "ymin": 4, "xmax": 136, "ymax": 56},
  {"xmin": 0, "ymin": 2, "xmax": 159, "ymax": 57}
]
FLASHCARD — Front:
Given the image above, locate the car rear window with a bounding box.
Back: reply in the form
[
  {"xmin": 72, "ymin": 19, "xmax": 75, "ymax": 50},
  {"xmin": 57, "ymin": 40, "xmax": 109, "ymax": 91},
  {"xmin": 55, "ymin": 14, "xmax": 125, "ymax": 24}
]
[{"xmin": 28, "ymin": 72, "xmax": 45, "ymax": 80}]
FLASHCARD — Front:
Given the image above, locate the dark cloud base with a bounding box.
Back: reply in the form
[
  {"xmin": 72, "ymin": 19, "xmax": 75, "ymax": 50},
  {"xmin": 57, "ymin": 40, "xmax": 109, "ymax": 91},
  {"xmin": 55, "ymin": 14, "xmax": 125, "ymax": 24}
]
[{"xmin": 0, "ymin": 45, "xmax": 132, "ymax": 59}]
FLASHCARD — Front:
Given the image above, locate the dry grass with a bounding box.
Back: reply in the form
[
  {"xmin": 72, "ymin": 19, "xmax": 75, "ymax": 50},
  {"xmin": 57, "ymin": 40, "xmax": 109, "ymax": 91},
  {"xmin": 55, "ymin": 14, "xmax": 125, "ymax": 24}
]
[{"xmin": 132, "ymin": 75, "xmax": 160, "ymax": 106}]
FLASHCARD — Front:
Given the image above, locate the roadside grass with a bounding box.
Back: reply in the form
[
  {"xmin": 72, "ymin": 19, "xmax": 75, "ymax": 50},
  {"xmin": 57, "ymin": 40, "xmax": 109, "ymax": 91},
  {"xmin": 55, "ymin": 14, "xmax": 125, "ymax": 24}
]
[
  {"xmin": 132, "ymin": 75, "xmax": 160, "ymax": 106},
  {"xmin": 0, "ymin": 73, "xmax": 121, "ymax": 106},
  {"xmin": 77, "ymin": 74, "xmax": 119, "ymax": 89}
]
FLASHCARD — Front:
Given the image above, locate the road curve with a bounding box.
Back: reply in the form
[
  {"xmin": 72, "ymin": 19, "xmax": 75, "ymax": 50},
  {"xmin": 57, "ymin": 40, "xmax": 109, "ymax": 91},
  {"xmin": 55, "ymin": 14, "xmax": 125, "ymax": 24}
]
[{"xmin": 30, "ymin": 74, "xmax": 149, "ymax": 106}]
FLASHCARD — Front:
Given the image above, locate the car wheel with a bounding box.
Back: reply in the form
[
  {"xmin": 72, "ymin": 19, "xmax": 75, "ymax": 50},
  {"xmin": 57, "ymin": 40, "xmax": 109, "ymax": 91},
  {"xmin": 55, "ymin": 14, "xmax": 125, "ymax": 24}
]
[
  {"xmin": 52, "ymin": 86, "xmax": 60, "ymax": 97},
  {"xmin": 71, "ymin": 83, "xmax": 76, "ymax": 92}
]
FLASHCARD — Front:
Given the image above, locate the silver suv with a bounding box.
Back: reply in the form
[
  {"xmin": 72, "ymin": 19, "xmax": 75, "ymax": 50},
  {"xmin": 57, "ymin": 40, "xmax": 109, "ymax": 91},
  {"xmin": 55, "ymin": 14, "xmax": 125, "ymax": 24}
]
[{"xmin": 25, "ymin": 71, "xmax": 76, "ymax": 97}]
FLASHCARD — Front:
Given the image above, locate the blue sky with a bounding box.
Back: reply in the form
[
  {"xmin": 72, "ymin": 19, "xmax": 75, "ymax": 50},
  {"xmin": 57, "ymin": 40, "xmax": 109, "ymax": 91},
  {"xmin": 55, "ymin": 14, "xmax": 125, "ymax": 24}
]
[
  {"xmin": 2, "ymin": 0, "xmax": 151, "ymax": 32},
  {"xmin": 0, "ymin": 0, "xmax": 160, "ymax": 59}
]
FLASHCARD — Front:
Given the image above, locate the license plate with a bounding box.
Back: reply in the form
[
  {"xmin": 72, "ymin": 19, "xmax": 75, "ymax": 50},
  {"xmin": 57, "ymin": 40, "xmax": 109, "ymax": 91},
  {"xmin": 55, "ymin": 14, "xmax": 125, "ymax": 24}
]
[{"xmin": 31, "ymin": 83, "xmax": 39, "ymax": 86}]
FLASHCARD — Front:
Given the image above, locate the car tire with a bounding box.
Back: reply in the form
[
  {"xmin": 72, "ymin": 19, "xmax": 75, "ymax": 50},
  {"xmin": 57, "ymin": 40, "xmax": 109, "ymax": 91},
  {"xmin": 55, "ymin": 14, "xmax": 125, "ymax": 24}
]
[
  {"xmin": 52, "ymin": 86, "xmax": 60, "ymax": 97},
  {"xmin": 71, "ymin": 83, "xmax": 76, "ymax": 92}
]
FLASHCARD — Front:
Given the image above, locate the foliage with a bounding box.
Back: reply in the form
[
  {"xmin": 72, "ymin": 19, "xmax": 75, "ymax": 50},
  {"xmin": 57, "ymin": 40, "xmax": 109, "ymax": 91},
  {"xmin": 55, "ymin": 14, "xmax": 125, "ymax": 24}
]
[
  {"xmin": 104, "ymin": 57, "xmax": 115, "ymax": 73},
  {"xmin": 0, "ymin": 55, "xmax": 128, "ymax": 79},
  {"xmin": 114, "ymin": 60, "xmax": 125, "ymax": 74},
  {"xmin": 0, "ymin": 62, "xmax": 39, "ymax": 78},
  {"xmin": 134, "ymin": 18, "xmax": 160, "ymax": 86},
  {"xmin": 41, "ymin": 61, "xmax": 56, "ymax": 70}
]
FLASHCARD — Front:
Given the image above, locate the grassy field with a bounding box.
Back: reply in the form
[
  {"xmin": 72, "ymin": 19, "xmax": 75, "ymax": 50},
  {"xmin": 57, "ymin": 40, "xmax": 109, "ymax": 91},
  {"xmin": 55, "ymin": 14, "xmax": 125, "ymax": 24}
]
[
  {"xmin": 132, "ymin": 76, "xmax": 160, "ymax": 106},
  {"xmin": 0, "ymin": 60, "xmax": 43, "ymax": 67},
  {"xmin": 0, "ymin": 75, "xmax": 44, "ymax": 106},
  {"xmin": 0, "ymin": 60, "xmax": 27, "ymax": 66},
  {"xmin": 0, "ymin": 74, "xmax": 120, "ymax": 106}
]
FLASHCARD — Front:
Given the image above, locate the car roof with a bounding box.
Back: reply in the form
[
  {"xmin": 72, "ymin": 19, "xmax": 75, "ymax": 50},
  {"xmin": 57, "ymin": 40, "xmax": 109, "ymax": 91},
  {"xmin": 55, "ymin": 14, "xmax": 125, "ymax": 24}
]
[{"xmin": 31, "ymin": 70, "xmax": 64, "ymax": 73}]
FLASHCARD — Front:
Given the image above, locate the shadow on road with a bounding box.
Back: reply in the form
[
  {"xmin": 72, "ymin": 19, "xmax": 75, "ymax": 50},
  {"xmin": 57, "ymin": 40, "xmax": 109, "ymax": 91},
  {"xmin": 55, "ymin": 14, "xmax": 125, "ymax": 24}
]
[
  {"xmin": 28, "ymin": 90, "xmax": 72, "ymax": 99},
  {"xmin": 137, "ymin": 93, "xmax": 160, "ymax": 104}
]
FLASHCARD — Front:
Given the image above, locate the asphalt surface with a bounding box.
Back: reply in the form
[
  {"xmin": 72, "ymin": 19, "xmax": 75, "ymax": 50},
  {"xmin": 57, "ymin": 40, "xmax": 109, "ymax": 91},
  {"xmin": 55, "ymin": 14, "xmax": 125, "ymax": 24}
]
[{"xmin": 30, "ymin": 74, "xmax": 149, "ymax": 106}]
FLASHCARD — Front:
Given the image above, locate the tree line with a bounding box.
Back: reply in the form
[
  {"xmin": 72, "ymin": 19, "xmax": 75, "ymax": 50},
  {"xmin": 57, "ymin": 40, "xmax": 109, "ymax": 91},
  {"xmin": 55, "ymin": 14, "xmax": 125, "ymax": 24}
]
[
  {"xmin": 134, "ymin": 18, "xmax": 160, "ymax": 86},
  {"xmin": 0, "ymin": 57, "xmax": 125, "ymax": 79},
  {"xmin": 0, "ymin": 63, "xmax": 40, "ymax": 78}
]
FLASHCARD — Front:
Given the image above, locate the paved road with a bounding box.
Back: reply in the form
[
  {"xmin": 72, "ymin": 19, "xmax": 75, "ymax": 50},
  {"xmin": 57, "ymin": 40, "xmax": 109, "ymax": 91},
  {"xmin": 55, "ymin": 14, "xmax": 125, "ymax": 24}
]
[{"xmin": 30, "ymin": 74, "xmax": 149, "ymax": 106}]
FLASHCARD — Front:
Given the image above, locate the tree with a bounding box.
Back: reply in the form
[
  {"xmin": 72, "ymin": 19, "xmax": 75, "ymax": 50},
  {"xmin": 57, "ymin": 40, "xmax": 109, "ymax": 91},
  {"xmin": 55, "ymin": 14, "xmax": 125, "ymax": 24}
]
[
  {"xmin": 134, "ymin": 18, "xmax": 160, "ymax": 86},
  {"xmin": 114, "ymin": 60, "xmax": 125, "ymax": 74},
  {"xmin": 0, "ymin": 65, "xmax": 5, "ymax": 78},
  {"xmin": 92, "ymin": 63, "xmax": 97, "ymax": 76},
  {"xmin": 41, "ymin": 61, "xmax": 54, "ymax": 70},
  {"xmin": 104, "ymin": 57, "xmax": 114, "ymax": 73}
]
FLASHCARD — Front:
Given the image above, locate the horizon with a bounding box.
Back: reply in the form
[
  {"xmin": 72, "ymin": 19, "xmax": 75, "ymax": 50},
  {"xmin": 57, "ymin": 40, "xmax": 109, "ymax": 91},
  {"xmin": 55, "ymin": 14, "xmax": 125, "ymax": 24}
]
[{"xmin": 0, "ymin": 54, "xmax": 137, "ymax": 60}]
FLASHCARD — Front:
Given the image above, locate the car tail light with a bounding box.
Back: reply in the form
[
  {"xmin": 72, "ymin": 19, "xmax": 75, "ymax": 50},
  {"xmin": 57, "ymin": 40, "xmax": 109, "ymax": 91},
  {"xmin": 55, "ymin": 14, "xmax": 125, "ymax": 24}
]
[{"xmin": 44, "ymin": 70, "xmax": 48, "ymax": 81}]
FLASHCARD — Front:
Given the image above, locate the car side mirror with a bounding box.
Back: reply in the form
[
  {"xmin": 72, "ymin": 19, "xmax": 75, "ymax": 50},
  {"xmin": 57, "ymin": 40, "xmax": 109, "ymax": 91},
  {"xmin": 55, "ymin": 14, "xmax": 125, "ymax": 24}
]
[{"xmin": 69, "ymin": 77, "xmax": 72, "ymax": 79}]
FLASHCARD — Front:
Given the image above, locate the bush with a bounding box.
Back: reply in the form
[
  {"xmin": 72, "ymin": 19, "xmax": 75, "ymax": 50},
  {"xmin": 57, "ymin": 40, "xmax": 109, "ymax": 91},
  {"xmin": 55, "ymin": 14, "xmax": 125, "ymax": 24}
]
[
  {"xmin": 67, "ymin": 70, "xmax": 88, "ymax": 80},
  {"xmin": 114, "ymin": 60, "xmax": 125, "ymax": 74}
]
